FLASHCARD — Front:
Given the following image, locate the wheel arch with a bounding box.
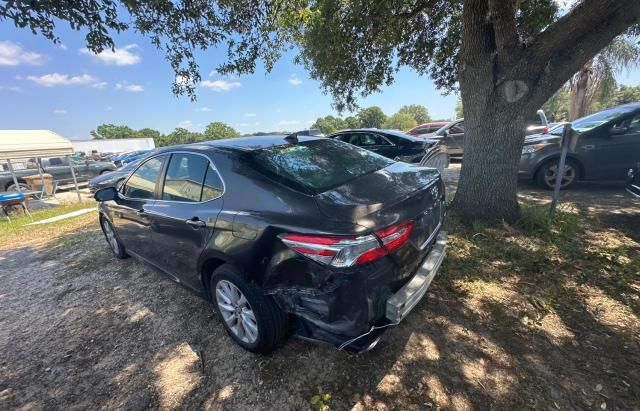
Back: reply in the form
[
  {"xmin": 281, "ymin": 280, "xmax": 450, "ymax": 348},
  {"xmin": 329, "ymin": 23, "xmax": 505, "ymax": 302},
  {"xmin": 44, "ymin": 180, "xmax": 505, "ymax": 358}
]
[
  {"xmin": 199, "ymin": 252, "xmax": 232, "ymax": 299},
  {"xmin": 4, "ymin": 178, "xmax": 29, "ymax": 191}
]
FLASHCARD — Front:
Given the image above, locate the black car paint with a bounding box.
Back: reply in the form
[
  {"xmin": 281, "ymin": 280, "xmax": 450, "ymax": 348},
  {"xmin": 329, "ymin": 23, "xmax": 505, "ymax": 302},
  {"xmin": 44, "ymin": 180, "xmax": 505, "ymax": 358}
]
[
  {"xmin": 97, "ymin": 136, "xmax": 445, "ymax": 350},
  {"xmin": 519, "ymin": 103, "xmax": 640, "ymax": 185},
  {"xmin": 326, "ymin": 129, "xmax": 448, "ymax": 165}
]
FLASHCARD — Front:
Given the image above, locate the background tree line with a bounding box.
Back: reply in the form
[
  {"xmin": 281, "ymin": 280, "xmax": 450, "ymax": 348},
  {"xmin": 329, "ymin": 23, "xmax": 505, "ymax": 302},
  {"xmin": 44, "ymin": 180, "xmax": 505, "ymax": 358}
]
[
  {"xmin": 311, "ymin": 104, "xmax": 453, "ymax": 135},
  {"xmin": 91, "ymin": 122, "xmax": 241, "ymax": 147}
]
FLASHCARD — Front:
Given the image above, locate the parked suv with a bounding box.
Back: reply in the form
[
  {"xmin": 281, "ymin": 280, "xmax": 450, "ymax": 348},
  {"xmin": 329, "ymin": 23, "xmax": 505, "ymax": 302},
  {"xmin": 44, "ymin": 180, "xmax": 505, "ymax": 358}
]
[
  {"xmin": 426, "ymin": 110, "xmax": 548, "ymax": 157},
  {"xmin": 94, "ymin": 136, "xmax": 447, "ymax": 353},
  {"xmin": 519, "ymin": 103, "xmax": 640, "ymax": 189}
]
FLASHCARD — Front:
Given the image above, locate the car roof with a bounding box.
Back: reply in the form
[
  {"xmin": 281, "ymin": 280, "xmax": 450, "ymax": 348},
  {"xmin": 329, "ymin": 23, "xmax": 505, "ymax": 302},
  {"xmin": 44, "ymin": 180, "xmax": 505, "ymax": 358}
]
[{"xmin": 152, "ymin": 135, "xmax": 325, "ymax": 154}]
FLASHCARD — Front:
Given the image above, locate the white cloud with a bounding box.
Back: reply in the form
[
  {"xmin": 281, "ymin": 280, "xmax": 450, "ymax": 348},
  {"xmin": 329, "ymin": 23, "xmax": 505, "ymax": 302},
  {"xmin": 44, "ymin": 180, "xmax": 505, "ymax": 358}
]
[
  {"xmin": 201, "ymin": 79, "xmax": 241, "ymax": 92},
  {"xmin": 0, "ymin": 41, "xmax": 44, "ymax": 66},
  {"xmin": 306, "ymin": 120, "xmax": 314, "ymax": 124},
  {"xmin": 80, "ymin": 44, "xmax": 141, "ymax": 66},
  {"xmin": 236, "ymin": 123, "xmax": 249, "ymax": 127},
  {"xmin": 177, "ymin": 120, "xmax": 193, "ymax": 129},
  {"xmin": 244, "ymin": 113, "xmax": 256, "ymax": 117},
  {"xmin": 288, "ymin": 76, "xmax": 302, "ymax": 86},
  {"xmin": 278, "ymin": 120, "xmax": 301, "ymax": 126},
  {"xmin": 53, "ymin": 109, "xmax": 67, "ymax": 114},
  {"xmin": 197, "ymin": 107, "xmax": 213, "ymax": 112},
  {"xmin": 106, "ymin": 106, "xmax": 113, "ymax": 111},
  {"xmin": 91, "ymin": 81, "xmax": 108, "ymax": 89},
  {"xmin": 25, "ymin": 73, "xmax": 100, "ymax": 87},
  {"xmin": 115, "ymin": 81, "xmax": 144, "ymax": 92},
  {"xmin": 0, "ymin": 85, "xmax": 22, "ymax": 92},
  {"xmin": 58, "ymin": 43, "xmax": 68, "ymax": 51}
]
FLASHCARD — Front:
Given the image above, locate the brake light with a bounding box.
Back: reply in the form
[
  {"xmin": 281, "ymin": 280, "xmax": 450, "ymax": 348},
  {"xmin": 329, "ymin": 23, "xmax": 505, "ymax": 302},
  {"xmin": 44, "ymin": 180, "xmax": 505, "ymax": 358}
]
[
  {"xmin": 281, "ymin": 221, "xmax": 415, "ymax": 267},
  {"xmin": 542, "ymin": 126, "xmax": 549, "ymax": 134}
]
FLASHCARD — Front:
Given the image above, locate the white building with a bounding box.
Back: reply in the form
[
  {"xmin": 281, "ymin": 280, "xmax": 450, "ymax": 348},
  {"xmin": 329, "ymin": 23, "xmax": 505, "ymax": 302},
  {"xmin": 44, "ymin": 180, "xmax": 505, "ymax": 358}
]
[{"xmin": 71, "ymin": 138, "xmax": 155, "ymax": 155}]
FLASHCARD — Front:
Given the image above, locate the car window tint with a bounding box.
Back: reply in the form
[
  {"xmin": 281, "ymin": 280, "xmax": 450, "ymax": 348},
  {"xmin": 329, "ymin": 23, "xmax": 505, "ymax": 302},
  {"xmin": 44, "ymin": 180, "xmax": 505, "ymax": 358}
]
[
  {"xmin": 162, "ymin": 153, "xmax": 208, "ymax": 202},
  {"xmin": 123, "ymin": 155, "xmax": 166, "ymax": 199},
  {"xmin": 201, "ymin": 163, "xmax": 224, "ymax": 201},
  {"xmin": 246, "ymin": 139, "xmax": 394, "ymax": 194},
  {"xmin": 613, "ymin": 113, "xmax": 640, "ymax": 134},
  {"xmin": 450, "ymin": 122, "xmax": 464, "ymax": 134},
  {"xmin": 414, "ymin": 128, "xmax": 429, "ymax": 135},
  {"xmin": 359, "ymin": 133, "xmax": 390, "ymax": 146}
]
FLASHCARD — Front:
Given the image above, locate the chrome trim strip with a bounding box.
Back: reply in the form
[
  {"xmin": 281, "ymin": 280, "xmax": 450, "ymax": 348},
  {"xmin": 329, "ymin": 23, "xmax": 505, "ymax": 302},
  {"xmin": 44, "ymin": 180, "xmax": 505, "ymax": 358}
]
[{"xmin": 418, "ymin": 201, "xmax": 444, "ymax": 250}]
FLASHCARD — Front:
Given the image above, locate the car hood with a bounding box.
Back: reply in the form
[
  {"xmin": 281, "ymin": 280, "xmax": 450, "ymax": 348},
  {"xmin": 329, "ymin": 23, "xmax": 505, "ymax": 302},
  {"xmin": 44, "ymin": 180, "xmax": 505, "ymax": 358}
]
[
  {"xmin": 524, "ymin": 134, "xmax": 560, "ymax": 145},
  {"xmin": 89, "ymin": 170, "xmax": 127, "ymax": 185}
]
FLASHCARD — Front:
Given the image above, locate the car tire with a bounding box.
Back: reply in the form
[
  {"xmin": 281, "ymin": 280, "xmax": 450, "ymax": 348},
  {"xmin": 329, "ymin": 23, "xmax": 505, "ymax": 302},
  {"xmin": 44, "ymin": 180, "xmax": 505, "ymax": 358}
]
[
  {"xmin": 6, "ymin": 182, "xmax": 31, "ymax": 192},
  {"xmin": 210, "ymin": 264, "xmax": 287, "ymax": 354},
  {"xmin": 99, "ymin": 169, "xmax": 112, "ymax": 175},
  {"xmin": 536, "ymin": 159, "xmax": 579, "ymax": 190},
  {"xmin": 100, "ymin": 216, "xmax": 128, "ymax": 259}
]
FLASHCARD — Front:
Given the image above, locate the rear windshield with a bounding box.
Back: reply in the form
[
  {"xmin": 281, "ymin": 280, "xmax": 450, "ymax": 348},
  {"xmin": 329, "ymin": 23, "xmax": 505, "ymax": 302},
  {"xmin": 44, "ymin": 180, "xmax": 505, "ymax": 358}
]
[{"xmin": 245, "ymin": 139, "xmax": 394, "ymax": 194}]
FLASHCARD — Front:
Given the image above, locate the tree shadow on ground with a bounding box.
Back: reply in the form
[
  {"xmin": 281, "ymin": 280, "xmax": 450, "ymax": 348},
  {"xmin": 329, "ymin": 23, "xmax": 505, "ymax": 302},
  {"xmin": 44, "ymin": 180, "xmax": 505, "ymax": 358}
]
[{"xmin": 0, "ymin": 211, "xmax": 639, "ymax": 410}]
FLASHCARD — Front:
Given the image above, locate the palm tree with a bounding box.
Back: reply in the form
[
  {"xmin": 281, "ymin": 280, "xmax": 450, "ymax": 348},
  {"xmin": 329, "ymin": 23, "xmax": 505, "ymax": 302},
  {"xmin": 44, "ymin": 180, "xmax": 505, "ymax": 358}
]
[{"xmin": 569, "ymin": 35, "xmax": 640, "ymax": 120}]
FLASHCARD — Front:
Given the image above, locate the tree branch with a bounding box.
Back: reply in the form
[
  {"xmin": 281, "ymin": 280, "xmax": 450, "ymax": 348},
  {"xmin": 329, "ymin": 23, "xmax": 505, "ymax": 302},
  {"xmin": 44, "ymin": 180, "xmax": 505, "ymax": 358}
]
[
  {"xmin": 397, "ymin": 0, "xmax": 439, "ymax": 19},
  {"xmin": 526, "ymin": 0, "xmax": 640, "ymax": 109},
  {"xmin": 487, "ymin": 0, "xmax": 519, "ymax": 62}
]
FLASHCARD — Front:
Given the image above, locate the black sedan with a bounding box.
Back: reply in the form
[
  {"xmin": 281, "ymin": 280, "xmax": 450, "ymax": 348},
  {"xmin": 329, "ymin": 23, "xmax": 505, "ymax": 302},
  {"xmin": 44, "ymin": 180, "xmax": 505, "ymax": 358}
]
[
  {"xmin": 326, "ymin": 129, "xmax": 449, "ymax": 171},
  {"xmin": 94, "ymin": 136, "xmax": 446, "ymax": 353}
]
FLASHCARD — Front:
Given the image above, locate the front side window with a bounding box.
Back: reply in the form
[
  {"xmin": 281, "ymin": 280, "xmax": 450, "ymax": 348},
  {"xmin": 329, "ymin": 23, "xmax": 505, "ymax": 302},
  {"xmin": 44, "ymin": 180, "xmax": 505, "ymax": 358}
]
[
  {"xmin": 610, "ymin": 113, "xmax": 640, "ymax": 135},
  {"xmin": 449, "ymin": 121, "xmax": 464, "ymax": 134},
  {"xmin": 123, "ymin": 155, "xmax": 166, "ymax": 199},
  {"xmin": 359, "ymin": 133, "xmax": 391, "ymax": 146},
  {"xmin": 162, "ymin": 153, "xmax": 209, "ymax": 202}
]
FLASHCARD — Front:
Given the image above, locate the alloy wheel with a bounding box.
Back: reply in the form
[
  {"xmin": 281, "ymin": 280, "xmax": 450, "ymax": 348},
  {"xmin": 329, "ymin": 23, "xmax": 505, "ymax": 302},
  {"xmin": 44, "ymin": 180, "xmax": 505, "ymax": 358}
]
[
  {"xmin": 544, "ymin": 164, "xmax": 576, "ymax": 188},
  {"xmin": 102, "ymin": 220, "xmax": 120, "ymax": 254},
  {"xmin": 215, "ymin": 280, "xmax": 259, "ymax": 344}
]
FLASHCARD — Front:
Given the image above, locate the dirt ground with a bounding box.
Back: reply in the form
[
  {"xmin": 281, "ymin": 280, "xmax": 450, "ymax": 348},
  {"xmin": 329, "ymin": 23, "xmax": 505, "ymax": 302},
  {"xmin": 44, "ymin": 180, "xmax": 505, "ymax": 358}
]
[{"xmin": 1, "ymin": 166, "xmax": 638, "ymax": 410}]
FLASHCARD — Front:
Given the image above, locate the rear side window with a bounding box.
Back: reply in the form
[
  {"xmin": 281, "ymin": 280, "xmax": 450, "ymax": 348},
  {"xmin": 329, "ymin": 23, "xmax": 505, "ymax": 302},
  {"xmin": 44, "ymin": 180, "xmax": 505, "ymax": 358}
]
[
  {"xmin": 246, "ymin": 139, "xmax": 394, "ymax": 194},
  {"xmin": 201, "ymin": 164, "xmax": 224, "ymax": 201},
  {"xmin": 123, "ymin": 155, "xmax": 166, "ymax": 199},
  {"xmin": 162, "ymin": 153, "xmax": 209, "ymax": 202}
]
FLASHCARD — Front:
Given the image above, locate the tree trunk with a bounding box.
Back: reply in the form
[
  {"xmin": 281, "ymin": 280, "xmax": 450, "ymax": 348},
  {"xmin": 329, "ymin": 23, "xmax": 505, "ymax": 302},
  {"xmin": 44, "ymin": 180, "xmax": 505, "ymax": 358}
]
[{"xmin": 452, "ymin": 93, "xmax": 526, "ymax": 224}]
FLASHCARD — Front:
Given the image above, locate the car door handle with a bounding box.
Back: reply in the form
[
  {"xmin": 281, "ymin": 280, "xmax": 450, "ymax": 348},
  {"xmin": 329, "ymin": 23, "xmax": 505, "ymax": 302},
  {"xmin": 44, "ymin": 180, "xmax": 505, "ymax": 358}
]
[
  {"xmin": 582, "ymin": 144, "xmax": 595, "ymax": 150},
  {"xmin": 185, "ymin": 218, "xmax": 206, "ymax": 228}
]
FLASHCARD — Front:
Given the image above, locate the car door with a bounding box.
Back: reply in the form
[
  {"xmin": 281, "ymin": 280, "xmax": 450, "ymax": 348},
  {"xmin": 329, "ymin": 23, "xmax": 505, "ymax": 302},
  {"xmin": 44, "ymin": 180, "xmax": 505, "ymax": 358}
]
[
  {"xmin": 354, "ymin": 132, "xmax": 397, "ymax": 159},
  {"xmin": 111, "ymin": 154, "xmax": 167, "ymax": 260},
  {"xmin": 578, "ymin": 112, "xmax": 640, "ymax": 180},
  {"xmin": 144, "ymin": 152, "xmax": 224, "ymax": 290},
  {"xmin": 446, "ymin": 121, "xmax": 465, "ymax": 155}
]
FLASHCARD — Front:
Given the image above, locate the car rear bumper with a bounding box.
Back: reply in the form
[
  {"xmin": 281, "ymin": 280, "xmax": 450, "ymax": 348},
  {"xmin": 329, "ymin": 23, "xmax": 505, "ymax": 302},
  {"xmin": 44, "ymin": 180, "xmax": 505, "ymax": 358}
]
[{"xmin": 386, "ymin": 231, "xmax": 447, "ymax": 323}]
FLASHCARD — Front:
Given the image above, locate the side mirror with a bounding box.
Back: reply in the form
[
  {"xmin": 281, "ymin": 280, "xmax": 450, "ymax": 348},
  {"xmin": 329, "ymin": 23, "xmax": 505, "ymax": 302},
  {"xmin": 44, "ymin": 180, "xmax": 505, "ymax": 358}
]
[
  {"xmin": 609, "ymin": 127, "xmax": 627, "ymax": 136},
  {"xmin": 94, "ymin": 186, "xmax": 118, "ymax": 202}
]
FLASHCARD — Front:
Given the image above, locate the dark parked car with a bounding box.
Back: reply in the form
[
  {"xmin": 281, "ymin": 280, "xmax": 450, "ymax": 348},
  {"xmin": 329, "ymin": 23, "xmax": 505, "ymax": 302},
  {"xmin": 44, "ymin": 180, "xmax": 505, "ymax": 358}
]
[
  {"xmin": 88, "ymin": 159, "xmax": 141, "ymax": 193},
  {"xmin": 94, "ymin": 136, "xmax": 447, "ymax": 353},
  {"xmin": 519, "ymin": 103, "xmax": 640, "ymax": 189},
  {"xmin": 407, "ymin": 122, "xmax": 449, "ymax": 137},
  {"xmin": 627, "ymin": 162, "xmax": 640, "ymax": 198},
  {"xmin": 426, "ymin": 110, "xmax": 548, "ymax": 157},
  {"xmin": 326, "ymin": 129, "xmax": 449, "ymax": 171}
]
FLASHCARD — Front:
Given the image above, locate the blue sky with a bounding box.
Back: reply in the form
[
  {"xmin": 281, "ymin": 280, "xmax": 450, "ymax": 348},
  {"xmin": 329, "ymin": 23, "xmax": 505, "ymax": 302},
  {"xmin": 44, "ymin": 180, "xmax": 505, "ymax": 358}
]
[{"xmin": 1, "ymin": 23, "xmax": 639, "ymax": 140}]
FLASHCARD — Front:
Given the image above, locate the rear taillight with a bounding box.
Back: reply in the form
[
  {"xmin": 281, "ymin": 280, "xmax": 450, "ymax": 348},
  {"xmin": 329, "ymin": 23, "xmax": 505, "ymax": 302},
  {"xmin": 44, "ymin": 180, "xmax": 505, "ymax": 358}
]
[
  {"xmin": 281, "ymin": 221, "xmax": 415, "ymax": 267},
  {"xmin": 542, "ymin": 126, "xmax": 549, "ymax": 134}
]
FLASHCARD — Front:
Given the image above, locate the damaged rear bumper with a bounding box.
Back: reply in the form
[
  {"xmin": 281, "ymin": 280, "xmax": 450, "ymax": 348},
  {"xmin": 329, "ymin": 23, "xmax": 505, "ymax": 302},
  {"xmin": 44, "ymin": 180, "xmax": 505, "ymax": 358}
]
[
  {"xmin": 269, "ymin": 231, "xmax": 448, "ymax": 352},
  {"xmin": 386, "ymin": 231, "xmax": 447, "ymax": 323}
]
